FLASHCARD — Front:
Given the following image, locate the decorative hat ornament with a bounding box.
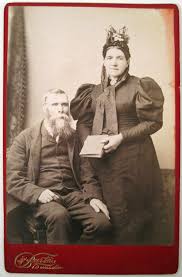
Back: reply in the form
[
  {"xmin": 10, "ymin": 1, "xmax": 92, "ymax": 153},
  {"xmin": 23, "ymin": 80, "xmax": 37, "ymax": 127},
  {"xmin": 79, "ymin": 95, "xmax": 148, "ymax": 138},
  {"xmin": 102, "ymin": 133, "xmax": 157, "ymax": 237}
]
[
  {"xmin": 102, "ymin": 26, "xmax": 131, "ymax": 60},
  {"xmin": 106, "ymin": 26, "xmax": 130, "ymax": 45}
]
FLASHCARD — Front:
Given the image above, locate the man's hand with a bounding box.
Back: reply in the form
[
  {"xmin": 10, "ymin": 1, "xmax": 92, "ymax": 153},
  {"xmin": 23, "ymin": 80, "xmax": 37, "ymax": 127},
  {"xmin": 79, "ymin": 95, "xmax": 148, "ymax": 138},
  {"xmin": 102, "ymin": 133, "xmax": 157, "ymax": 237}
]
[
  {"xmin": 90, "ymin": 198, "xmax": 110, "ymax": 220},
  {"xmin": 38, "ymin": 189, "xmax": 60, "ymax": 204}
]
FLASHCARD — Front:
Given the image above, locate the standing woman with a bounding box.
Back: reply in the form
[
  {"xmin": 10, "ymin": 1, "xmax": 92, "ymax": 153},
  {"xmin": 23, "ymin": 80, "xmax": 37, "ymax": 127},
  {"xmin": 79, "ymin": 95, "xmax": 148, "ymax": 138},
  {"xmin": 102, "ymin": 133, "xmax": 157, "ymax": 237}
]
[{"xmin": 70, "ymin": 27, "xmax": 164, "ymax": 244}]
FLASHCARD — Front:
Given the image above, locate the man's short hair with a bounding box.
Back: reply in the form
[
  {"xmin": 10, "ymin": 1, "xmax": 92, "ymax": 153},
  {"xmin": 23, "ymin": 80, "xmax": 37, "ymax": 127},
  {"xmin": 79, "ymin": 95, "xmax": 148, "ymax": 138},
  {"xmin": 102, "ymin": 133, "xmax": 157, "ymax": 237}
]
[{"xmin": 43, "ymin": 88, "xmax": 68, "ymax": 105}]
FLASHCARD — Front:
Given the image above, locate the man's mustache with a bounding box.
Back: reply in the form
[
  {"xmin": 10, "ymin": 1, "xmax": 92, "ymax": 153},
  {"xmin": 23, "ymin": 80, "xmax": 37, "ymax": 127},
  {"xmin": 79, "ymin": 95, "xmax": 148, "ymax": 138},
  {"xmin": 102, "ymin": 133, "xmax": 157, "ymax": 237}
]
[{"xmin": 50, "ymin": 114, "xmax": 69, "ymax": 120}]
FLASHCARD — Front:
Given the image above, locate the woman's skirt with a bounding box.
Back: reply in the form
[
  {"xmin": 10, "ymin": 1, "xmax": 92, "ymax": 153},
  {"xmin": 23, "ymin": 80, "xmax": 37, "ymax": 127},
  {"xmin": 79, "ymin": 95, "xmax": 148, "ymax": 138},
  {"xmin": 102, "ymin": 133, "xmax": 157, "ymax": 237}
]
[{"xmin": 90, "ymin": 136, "xmax": 163, "ymax": 244}]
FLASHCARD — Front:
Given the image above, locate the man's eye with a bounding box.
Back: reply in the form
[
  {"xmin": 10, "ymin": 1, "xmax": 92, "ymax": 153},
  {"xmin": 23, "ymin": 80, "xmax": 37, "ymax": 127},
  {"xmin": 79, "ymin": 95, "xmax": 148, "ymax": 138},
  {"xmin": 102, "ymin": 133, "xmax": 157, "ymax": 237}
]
[{"xmin": 52, "ymin": 103, "xmax": 58, "ymax": 106}]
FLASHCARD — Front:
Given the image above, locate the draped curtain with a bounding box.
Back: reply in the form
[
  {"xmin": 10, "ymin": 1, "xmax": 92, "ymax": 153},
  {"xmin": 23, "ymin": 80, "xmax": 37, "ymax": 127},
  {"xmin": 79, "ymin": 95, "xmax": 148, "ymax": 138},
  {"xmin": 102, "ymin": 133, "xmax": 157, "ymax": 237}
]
[{"xmin": 7, "ymin": 6, "xmax": 27, "ymax": 147}]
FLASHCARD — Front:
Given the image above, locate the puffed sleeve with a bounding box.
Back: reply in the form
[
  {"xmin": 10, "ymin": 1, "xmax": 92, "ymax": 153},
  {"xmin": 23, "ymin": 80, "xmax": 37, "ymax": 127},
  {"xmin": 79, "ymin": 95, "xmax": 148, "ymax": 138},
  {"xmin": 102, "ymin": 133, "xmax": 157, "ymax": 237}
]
[
  {"xmin": 122, "ymin": 77, "xmax": 164, "ymax": 142},
  {"xmin": 70, "ymin": 83, "xmax": 95, "ymax": 121},
  {"xmin": 70, "ymin": 84, "xmax": 96, "ymax": 144}
]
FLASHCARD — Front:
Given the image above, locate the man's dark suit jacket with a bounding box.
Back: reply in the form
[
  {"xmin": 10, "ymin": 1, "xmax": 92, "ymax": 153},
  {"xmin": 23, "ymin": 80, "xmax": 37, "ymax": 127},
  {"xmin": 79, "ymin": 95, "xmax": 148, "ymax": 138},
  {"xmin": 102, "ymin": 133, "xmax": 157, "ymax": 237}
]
[{"xmin": 7, "ymin": 121, "xmax": 103, "ymax": 220}]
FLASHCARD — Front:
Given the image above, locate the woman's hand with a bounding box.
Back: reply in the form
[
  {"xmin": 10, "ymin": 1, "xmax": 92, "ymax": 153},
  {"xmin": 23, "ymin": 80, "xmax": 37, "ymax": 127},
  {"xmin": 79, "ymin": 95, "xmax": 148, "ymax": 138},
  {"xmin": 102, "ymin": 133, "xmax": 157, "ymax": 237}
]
[{"xmin": 102, "ymin": 133, "xmax": 123, "ymax": 154}]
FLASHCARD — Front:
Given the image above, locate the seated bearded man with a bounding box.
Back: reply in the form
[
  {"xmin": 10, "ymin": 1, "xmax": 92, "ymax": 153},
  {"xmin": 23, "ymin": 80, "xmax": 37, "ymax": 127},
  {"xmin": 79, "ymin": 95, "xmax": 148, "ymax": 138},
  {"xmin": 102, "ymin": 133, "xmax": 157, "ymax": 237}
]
[{"xmin": 7, "ymin": 88, "xmax": 111, "ymax": 244}]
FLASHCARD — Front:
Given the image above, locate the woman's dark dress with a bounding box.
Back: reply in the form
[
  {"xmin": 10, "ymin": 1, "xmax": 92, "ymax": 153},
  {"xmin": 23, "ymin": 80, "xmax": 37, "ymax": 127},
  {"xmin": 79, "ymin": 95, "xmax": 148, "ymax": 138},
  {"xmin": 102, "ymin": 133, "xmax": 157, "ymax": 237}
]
[{"xmin": 70, "ymin": 75, "xmax": 164, "ymax": 244}]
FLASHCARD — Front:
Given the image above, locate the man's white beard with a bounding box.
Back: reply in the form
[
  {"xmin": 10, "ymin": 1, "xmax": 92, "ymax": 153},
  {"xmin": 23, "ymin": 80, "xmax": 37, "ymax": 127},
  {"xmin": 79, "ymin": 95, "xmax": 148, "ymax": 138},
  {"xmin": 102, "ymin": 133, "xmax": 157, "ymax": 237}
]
[
  {"xmin": 47, "ymin": 113, "xmax": 74, "ymax": 140},
  {"xmin": 55, "ymin": 117, "xmax": 66, "ymax": 130}
]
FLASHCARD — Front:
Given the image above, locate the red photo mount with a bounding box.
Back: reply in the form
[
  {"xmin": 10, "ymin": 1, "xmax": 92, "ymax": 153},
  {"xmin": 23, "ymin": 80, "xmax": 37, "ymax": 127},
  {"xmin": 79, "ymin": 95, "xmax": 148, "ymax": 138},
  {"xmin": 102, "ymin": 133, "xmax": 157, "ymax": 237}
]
[{"xmin": 3, "ymin": 2, "xmax": 180, "ymax": 274}]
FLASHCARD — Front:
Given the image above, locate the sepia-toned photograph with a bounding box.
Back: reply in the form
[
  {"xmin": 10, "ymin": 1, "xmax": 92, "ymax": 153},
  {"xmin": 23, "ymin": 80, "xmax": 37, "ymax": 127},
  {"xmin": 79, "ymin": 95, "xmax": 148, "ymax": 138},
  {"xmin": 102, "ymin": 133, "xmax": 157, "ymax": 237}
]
[{"xmin": 4, "ymin": 4, "xmax": 179, "ymax": 273}]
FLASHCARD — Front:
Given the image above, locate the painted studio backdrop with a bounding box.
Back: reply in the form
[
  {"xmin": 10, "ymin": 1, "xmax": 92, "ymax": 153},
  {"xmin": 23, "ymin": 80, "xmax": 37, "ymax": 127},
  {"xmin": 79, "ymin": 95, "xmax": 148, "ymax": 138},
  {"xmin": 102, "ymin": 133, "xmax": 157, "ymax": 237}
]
[{"xmin": 7, "ymin": 6, "xmax": 175, "ymax": 243}]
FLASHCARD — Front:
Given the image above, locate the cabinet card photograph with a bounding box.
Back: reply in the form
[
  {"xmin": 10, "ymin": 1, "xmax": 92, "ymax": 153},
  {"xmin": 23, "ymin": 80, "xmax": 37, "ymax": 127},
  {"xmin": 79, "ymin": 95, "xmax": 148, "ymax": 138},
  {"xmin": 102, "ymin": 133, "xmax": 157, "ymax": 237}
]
[{"xmin": 4, "ymin": 2, "xmax": 180, "ymax": 274}]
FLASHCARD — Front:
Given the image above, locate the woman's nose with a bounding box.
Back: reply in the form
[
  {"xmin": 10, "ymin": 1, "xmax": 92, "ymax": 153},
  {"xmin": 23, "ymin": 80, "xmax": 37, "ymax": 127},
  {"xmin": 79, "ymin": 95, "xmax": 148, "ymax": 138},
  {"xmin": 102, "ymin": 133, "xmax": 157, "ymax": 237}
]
[{"xmin": 111, "ymin": 58, "xmax": 117, "ymax": 65}]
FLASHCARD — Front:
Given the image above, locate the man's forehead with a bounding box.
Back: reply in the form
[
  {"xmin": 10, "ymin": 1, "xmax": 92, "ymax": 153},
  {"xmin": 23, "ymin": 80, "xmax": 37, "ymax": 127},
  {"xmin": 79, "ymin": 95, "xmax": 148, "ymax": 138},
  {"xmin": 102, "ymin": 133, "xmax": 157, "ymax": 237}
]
[{"xmin": 46, "ymin": 93, "xmax": 68, "ymax": 103}]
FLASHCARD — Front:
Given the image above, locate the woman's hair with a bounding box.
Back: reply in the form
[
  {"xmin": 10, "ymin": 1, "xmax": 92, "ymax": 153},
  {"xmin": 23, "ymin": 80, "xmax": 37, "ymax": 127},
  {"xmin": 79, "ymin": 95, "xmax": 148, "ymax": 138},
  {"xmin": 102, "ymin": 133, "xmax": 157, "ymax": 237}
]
[{"xmin": 102, "ymin": 26, "xmax": 131, "ymax": 60}]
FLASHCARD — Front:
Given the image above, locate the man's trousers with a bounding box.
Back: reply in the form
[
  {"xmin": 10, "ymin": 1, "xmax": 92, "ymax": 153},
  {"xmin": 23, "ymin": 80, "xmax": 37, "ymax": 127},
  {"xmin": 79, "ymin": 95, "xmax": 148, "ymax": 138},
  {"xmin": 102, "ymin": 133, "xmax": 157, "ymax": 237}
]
[{"xmin": 33, "ymin": 191, "xmax": 112, "ymax": 244}]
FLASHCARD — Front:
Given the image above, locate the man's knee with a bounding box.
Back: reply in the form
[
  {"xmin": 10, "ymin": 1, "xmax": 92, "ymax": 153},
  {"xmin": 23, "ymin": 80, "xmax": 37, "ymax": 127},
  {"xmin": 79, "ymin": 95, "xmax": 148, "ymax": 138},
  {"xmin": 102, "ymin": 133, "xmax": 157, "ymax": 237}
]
[
  {"xmin": 94, "ymin": 212, "xmax": 112, "ymax": 234},
  {"xmin": 45, "ymin": 205, "xmax": 71, "ymax": 226},
  {"xmin": 80, "ymin": 212, "xmax": 112, "ymax": 244},
  {"xmin": 84, "ymin": 212, "xmax": 112, "ymax": 236}
]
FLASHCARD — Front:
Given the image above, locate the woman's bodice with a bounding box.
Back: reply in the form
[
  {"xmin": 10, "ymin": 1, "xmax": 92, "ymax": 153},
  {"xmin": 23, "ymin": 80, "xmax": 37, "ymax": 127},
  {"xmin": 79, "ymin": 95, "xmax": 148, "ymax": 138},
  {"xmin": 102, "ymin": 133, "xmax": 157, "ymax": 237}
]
[
  {"xmin": 91, "ymin": 76, "xmax": 140, "ymax": 132},
  {"xmin": 70, "ymin": 74, "xmax": 164, "ymax": 142}
]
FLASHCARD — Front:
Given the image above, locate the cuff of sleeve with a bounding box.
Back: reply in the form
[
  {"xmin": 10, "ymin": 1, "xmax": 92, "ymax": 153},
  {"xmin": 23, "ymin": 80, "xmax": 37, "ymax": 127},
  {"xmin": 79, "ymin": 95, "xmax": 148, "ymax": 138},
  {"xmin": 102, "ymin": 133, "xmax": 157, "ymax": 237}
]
[
  {"xmin": 121, "ymin": 130, "xmax": 129, "ymax": 142},
  {"xmin": 83, "ymin": 190, "xmax": 103, "ymax": 202},
  {"xmin": 31, "ymin": 188, "xmax": 46, "ymax": 205}
]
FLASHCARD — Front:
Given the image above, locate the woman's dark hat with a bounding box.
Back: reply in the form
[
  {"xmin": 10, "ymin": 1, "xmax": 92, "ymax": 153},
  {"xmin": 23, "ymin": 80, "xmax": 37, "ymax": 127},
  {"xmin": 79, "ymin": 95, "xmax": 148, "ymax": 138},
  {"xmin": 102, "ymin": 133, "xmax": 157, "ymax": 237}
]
[{"xmin": 102, "ymin": 26, "xmax": 131, "ymax": 60}]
